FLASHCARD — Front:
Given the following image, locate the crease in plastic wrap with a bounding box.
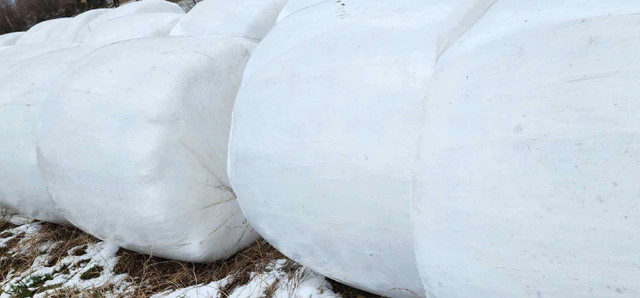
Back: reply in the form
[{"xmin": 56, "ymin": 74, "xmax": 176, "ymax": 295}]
[
  {"xmin": 413, "ymin": 1, "xmax": 640, "ymax": 296},
  {"xmin": 227, "ymin": 0, "xmax": 495, "ymax": 296},
  {"xmin": 37, "ymin": 36, "xmax": 260, "ymax": 262}
]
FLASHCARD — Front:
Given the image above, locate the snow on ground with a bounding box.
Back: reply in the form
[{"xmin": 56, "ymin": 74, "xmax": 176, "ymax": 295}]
[
  {"xmin": 0, "ymin": 221, "xmax": 130, "ymax": 297},
  {"xmin": 0, "ymin": 220, "xmax": 349, "ymax": 297},
  {"xmin": 158, "ymin": 260, "xmax": 337, "ymax": 298}
]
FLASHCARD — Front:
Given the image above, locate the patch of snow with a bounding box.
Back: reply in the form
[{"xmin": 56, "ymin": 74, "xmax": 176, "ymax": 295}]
[
  {"xmin": 1, "ymin": 221, "xmax": 345, "ymax": 297},
  {"xmin": 0, "ymin": 222, "xmax": 131, "ymax": 297},
  {"xmin": 159, "ymin": 259, "xmax": 339, "ymax": 298}
]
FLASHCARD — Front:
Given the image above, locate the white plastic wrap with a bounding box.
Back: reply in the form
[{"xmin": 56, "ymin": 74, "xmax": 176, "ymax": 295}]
[
  {"xmin": 275, "ymin": 0, "xmax": 320, "ymax": 23},
  {"xmin": 0, "ymin": 42, "xmax": 76, "ymax": 66},
  {"xmin": 0, "ymin": 43, "xmax": 77, "ymax": 76},
  {"xmin": 0, "ymin": 32, "xmax": 24, "ymax": 46},
  {"xmin": 83, "ymin": 13, "xmax": 183, "ymax": 46},
  {"xmin": 54, "ymin": 9, "xmax": 110, "ymax": 42},
  {"xmin": 38, "ymin": 36, "xmax": 259, "ymax": 262},
  {"xmin": 5, "ymin": 10, "xmax": 106, "ymax": 45},
  {"xmin": 413, "ymin": 2, "xmax": 640, "ymax": 296},
  {"xmin": 75, "ymin": 0, "xmax": 183, "ymax": 42},
  {"xmin": 15, "ymin": 18, "xmax": 71, "ymax": 45},
  {"xmin": 0, "ymin": 44, "xmax": 98, "ymax": 225},
  {"xmin": 441, "ymin": 0, "xmax": 640, "ymax": 60},
  {"xmin": 170, "ymin": 0, "xmax": 287, "ymax": 40},
  {"xmin": 227, "ymin": 1, "xmax": 493, "ymax": 296},
  {"xmin": 19, "ymin": 9, "xmax": 109, "ymax": 44}
]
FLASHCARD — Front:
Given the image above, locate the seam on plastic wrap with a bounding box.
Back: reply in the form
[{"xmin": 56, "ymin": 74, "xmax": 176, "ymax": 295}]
[
  {"xmin": 435, "ymin": 0, "xmax": 498, "ymax": 65},
  {"xmin": 278, "ymin": 0, "xmax": 330, "ymax": 23},
  {"xmin": 410, "ymin": 3, "xmax": 498, "ymax": 297}
]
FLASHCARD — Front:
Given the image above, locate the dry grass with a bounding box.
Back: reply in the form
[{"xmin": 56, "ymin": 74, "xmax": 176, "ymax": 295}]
[
  {"xmin": 328, "ymin": 279, "xmax": 383, "ymax": 298},
  {"xmin": 111, "ymin": 239, "xmax": 382, "ymax": 297},
  {"xmin": 0, "ymin": 222, "xmax": 98, "ymax": 285},
  {"xmin": 0, "ymin": 221, "xmax": 17, "ymax": 237},
  {"xmin": 1, "ymin": 221, "xmax": 381, "ymax": 297},
  {"xmin": 0, "ymin": 221, "xmax": 24, "ymax": 280},
  {"xmin": 38, "ymin": 223, "xmax": 99, "ymax": 267},
  {"xmin": 113, "ymin": 239, "xmax": 299, "ymax": 296},
  {"xmin": 46, "ymin": 285, "xmax": 115, "ymax": 298}
]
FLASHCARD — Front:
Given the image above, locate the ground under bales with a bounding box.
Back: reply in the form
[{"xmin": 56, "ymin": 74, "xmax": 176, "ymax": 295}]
[{"xmin": 0, "ymin": 220, "xmax": 379, "ymax": 297}]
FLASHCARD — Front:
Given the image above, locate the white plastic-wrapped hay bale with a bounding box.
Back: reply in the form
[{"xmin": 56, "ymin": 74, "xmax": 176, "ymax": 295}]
[
  {"xmin": 170, "ymin": 0, "xmax": 287, "ymax": 40},
  {"xmin": 19, "ymin": 9, "xmax": 109, "ymax": 44},
  {"xmin": 227, "ymin": 1, "xmax": 493, "ymax": 296},
  {"xmin": 439, "ymin": 0, "xmax": 640, "ymax": 59},
  {"xmin": 0, "ymin": 44, "xmax": 98, "ymax": 225},
  {"xmin": 0, "ymin": 43, "xmax": 76, "ymax": 67},
  {"xmin": 38, "ymin": 36, "xmax": 259, "ymax": 262},
  {"xmin": 4, "ymin": 9, "xmax": 107, "ymax": 45},
  {"xmin": 83, "ymin": 13, "xmax": 183, "ymax": 46},
  {"xmin": 15, "ymin": 18, "xmax": 71, "ymax": 45},
  {"xmin": 0, "ymin": 43, "xmax": 78, "ymax": 76},
  {"xmin": 76, "ymin": 0, "xmax": 183, "ymax": 42},
  {"xmin": 275, "ymin": 0, "xmax": 320, "ymax": 23},
  {"xmin": 413, "ymin": 2, "xmax": 640, "ymax": 296},
  {"xmin": 0, "ymin": 32, "xmax": 24, "ymax": 46},
  {"xmin": 53, "ymin": 8, "xmax": 110, "ymax": 42}
]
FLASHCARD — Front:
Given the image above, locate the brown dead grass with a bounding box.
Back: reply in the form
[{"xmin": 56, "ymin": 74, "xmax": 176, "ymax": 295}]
[
  {"xmin": 1, "ymin": 221, "xmax": 381, "ymax": 297},
  {"xmin": 46, "ymin": 284, "xmax": 115, "ymax": 298},
  {"xmin": 113, "ymin": 239, "xmax": 382, "ymax": 297},
  {"xmin": 0, "ymin": 221, "xmax": 32, "ymax": 281},
  {"xmin": 38, "ymin": 223, "xmax": 99, "ymax": 268},
  {"xmin": 113, "ymin": 239, "xmax": 298, "ymax": 297},
  {"xmin": 0, "ymin": 222, "xmax": 98, "ymax": 282},
  {"xmin": 0, "ymin": 221, "xmax": 16, "ymax": 233},
  {"xmin": 327, "ymin": 279, "xmax": 384, "ymax": 298}
]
